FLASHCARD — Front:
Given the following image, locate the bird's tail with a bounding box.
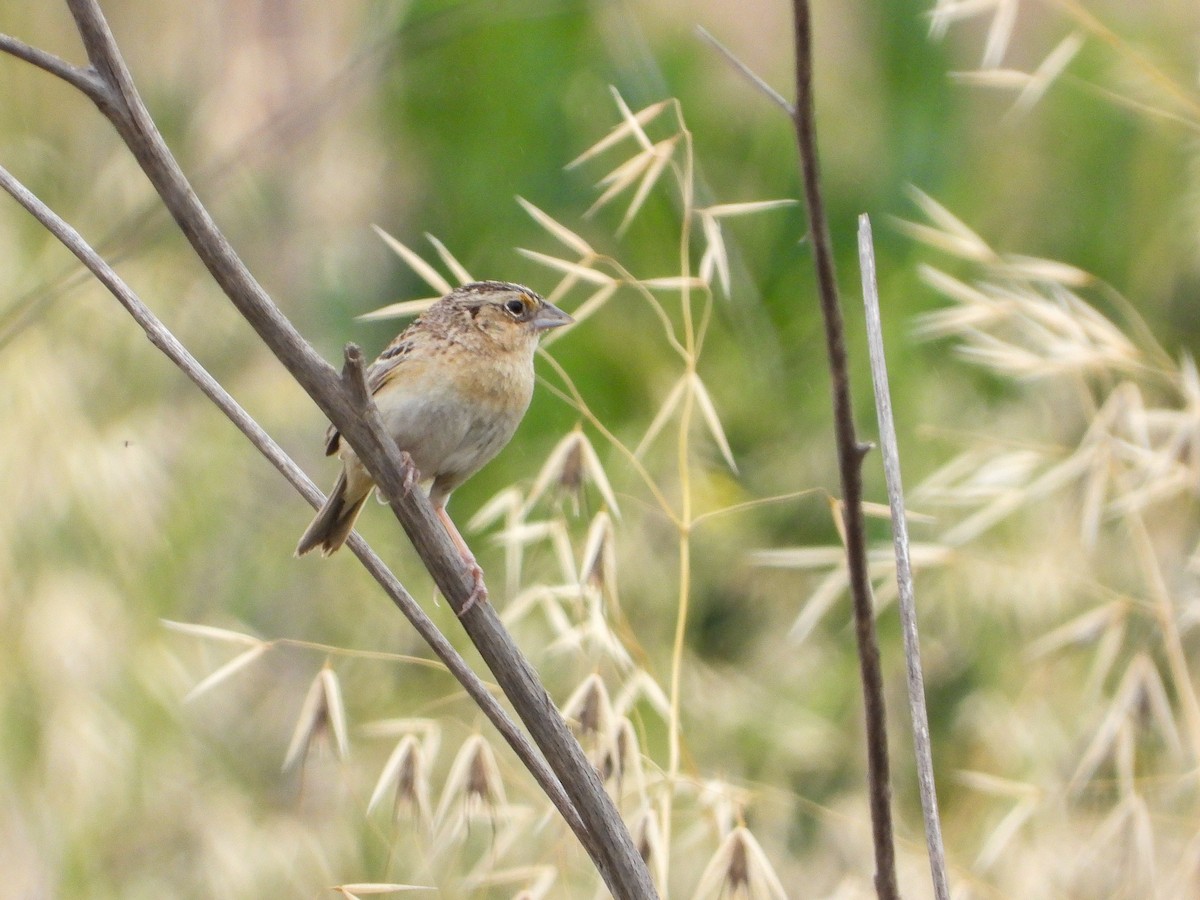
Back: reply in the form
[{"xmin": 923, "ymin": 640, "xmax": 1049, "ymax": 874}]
[{"xmin": 295, "ymin": 470, "xmax": 374, "ymax": 557}]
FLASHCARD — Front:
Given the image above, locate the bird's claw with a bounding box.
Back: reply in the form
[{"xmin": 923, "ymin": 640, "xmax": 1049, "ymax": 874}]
[
  {"xmin": 457, "ymin": 562, "xmax": 489, "ymax": 617},
  {"xmin": 399, "ymin": 451, "xmax": 420, "ymax": 498}
]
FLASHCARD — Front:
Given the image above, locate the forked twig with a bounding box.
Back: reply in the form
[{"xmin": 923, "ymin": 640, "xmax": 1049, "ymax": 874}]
[{"xmin": 860, "ymin": 214, "xmax": 951, "ymax": 900}]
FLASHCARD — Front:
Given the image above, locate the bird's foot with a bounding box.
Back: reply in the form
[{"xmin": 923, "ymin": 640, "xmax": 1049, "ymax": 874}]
[
  {"xmin": 457, "ymin": 562, "xmax": 489, "ymax": 617},
  {"xmin": 375, "ymin": 453, "xmax": 421, "ymax": 506},
  {"xmin": 399, "ymin": 451, "xmax": 420, "ymax": 497}
]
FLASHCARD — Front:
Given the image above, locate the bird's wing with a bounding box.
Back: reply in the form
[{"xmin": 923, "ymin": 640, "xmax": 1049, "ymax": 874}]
[{"xmin": 366, "ymin": 337, "xmax": 416, "ymax": 394}]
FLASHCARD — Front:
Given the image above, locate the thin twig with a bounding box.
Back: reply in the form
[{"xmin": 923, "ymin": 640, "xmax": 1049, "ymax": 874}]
[
  {"xmin": 694, "ymin": 26, "xmax": 794, "ymax": 115},
  {"xmin": 0, "ymin": 32, "xmax": 105, "ymax": 98},
  {"xmin": 788, "ymin": 3, "xmax": 900, "ymax": 898},
  {"xmin": 0, "ymin": 159, "xmax": 588, "ymax": 847},
  {"xmin": 860, "ymin": 214, "xmax": 950, "ymax": 900}
]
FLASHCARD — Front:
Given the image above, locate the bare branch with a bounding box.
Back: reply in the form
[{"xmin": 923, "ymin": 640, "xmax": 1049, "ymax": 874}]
[
  {"xmin": 860, "ymin": 214, "xmax": 951, "ymax": 900},
  {"xmin": 789, "ymin": 3, "xmax": 899, "ymax": 897},
  {"xmin": 0, "ymin": 159, "xmax": 588, "ymax": 848}
]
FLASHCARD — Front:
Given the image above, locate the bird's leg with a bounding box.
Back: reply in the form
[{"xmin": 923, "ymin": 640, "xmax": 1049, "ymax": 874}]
[{"xmin": 435, "ymin": 504, "xmax": 488, "ymax": 616}]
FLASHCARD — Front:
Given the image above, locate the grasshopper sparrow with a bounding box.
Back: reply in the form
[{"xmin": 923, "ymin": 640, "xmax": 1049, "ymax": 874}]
[{"xmin": 297, "ymin": 281, "xmax": 572, "ymax": 611}]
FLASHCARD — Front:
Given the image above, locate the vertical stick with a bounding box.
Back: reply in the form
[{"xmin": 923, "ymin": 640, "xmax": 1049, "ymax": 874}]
[
  {"xmin": 789, "ymin": 4, "xmax": 900, "ymax": 898},
  {"xmin": 859, "ymin": 214, "xmax": 951, "ymax": 900}
]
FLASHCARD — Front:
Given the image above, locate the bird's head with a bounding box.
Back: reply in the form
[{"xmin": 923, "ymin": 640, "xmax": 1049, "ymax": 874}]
[{"xmin": 442, "ymin": 281, "xmax": 573, "ymax": 352}]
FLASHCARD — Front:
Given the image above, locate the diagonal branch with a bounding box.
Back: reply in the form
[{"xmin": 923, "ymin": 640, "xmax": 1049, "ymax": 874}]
[
  {"xmin": 3, "ymin": 2, "xmax": 655, "ymax": 895},
  {"xmin": 789, "ymin": 2, "xmax": 900, "ymax": 898}
]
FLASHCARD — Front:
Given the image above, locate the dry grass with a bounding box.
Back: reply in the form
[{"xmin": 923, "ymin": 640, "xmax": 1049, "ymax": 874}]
[
  {"xmin": 900, "ymin": 190, "xmax": 1200, "ymax": 897},
  {"xmin": 753, "ymin": 185, "xmax": 1200, "ymax": 895}
]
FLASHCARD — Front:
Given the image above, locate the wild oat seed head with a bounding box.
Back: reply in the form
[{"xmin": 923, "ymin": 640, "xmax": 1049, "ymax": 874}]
[
  {"xmin": 581, "ymin": 511, "xmax": 619, "ymax": 607},
  {"xmin": 610, "ymin": 716, "xmax": 647, "ymax": 799},
  {"xmin": 629, "ymin": 807, "xmax": 666, "ymax": 889},
  {"xmin": 367, "ymin": 735, "xmax": 430, "ymax": 825},
  {"xmin": 693, "ymin": 826, "xmax": 787, "ymax": 900},
  {"xmin": 435, "ymin": 735, "xmax": 506, "ymax": 838},
  {"xmin": 282, "ymin": 666, "xmax": 349, "ymax": 772},
  {"xmin": 560, "ymin": 673, "xmax": 620, "ymax": 768},
  {"xmin": 522, "ymin": 428, "xmax": 620, "ymax": 520}
]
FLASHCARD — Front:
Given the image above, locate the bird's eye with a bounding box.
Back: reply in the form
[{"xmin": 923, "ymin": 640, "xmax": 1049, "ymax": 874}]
[{"xmin": 505, "ymin": 298, "xmax": 526, "ymax": 316}]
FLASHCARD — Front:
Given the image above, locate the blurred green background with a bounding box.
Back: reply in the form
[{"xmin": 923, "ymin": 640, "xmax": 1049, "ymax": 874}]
[{"xmin": 2, "ymin": 0, "xmax": 1199, "ymax": 897}]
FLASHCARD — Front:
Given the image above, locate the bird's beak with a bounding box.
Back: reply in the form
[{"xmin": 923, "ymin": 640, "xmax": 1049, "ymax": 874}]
[{"xmin": 532, "ymin": 302, "xmax": 574, "ymax": 332}]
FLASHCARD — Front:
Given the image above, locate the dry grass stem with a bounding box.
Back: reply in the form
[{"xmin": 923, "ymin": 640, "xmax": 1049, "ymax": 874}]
[
  {"xmin": 332, "ymin": 884, "xmax": 434, "ymax": 897},
  {"xmin": 860, "ymin": 214, "xmax": 950, "ymax": 900}
]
